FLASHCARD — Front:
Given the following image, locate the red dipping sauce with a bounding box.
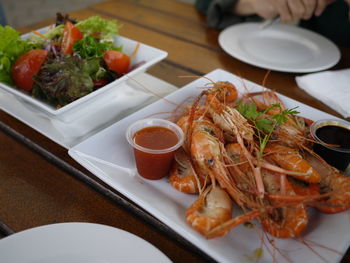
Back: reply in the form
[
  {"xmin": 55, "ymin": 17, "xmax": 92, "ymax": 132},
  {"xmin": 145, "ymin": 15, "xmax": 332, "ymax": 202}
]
[
  {"xmin": 133, "ymin": 127, "xmax": 178, "ymax": 180},
  {"xmin": 126, "ymin": 119, "xmax": 184, "ymax": 180}
]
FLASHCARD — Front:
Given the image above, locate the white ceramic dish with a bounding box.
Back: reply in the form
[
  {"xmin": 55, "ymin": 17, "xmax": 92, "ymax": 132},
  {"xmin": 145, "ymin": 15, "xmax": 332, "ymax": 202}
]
[
  {"xmin": 219, "ymin": 22, "xmax": 340, "ymax": 73},
  {"xmin": 0, "ymin": 73, "xmax": 177, "ymax": 148},
  {"xmin": 0, "ymin": 26, "xmax": 167, "ymax": 122},
  {"xmin": 0, "ymin": 222, "xmax": 171, "ymax": 263},
  {"xmin": 69, "ymin": 69, "xmax": 350, "ymax": 263}
]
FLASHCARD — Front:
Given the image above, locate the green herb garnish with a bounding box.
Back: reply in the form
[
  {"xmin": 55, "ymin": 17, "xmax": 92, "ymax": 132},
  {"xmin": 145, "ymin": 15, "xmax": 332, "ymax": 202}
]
[
  {"xmin": 73, "ymin": 35, "xmax": 120, "ymax": 60},
  {"xmin": 236, "ymin": 102, "xmax": 299, "ymax": 156}
]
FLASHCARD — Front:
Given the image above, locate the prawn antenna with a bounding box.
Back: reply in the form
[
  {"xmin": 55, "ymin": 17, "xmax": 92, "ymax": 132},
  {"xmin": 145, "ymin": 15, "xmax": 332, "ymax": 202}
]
[
  {"xmin": 125, "ymin": 75, "xmax": 178, "ymax": 106},
  {"xmin": 178, "ymin": 75, "xmax": 216, "ymax": 85},
  {"xmin": 262, "ymin": 70, "xmax": 271, "ymax": 87},
  {"xmin": 129, "ymin": 42, "xmax": 140, "ymax": 62}
]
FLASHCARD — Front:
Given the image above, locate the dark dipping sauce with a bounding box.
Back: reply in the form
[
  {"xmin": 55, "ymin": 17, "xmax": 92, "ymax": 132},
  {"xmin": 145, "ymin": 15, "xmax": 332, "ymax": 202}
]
[
  {"xmin": 313, "ymin": 124, "xmax": 350, "ymax": 171},
  {"xmin": 316, "ymin": 125, "xmax": 350, "ymax": 149},
  {"xmin": 133, "ymin": 126, "xmax": 179, "ymax": 180}
]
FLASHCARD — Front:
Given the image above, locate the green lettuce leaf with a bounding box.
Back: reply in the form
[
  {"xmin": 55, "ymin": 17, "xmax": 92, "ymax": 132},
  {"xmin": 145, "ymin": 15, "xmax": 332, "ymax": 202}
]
[
  {"xmin": 75, "ymin": 16, "xmax": 121, "ymax": 42},
  {"xmin": 27, "ymin": 25, "xmax": 64, "ymax": 48},
  {"xmin": 73, "ymin": 35, "xmax": 121, "ymax": 60},
  {"xmin": 33, "ymin": 55, "xmax": 94, "ymax": 107},
  {"xmin": 0, "ymin": 25, "xmax": 30, "ymax": 84}
]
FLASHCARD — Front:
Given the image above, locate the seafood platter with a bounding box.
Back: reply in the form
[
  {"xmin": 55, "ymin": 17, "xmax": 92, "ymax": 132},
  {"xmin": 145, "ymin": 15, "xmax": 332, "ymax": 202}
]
[{"xmin": 69, "ymin": 69, "xmax": 350, "ymax": 263}]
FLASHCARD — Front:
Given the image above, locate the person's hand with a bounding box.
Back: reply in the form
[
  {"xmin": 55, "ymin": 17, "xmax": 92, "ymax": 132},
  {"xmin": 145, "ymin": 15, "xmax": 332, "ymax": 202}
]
[
  {"xmin": 313, "ymin": 0, "xmax": 337, "ymax": 16},
  {"xmin": 234, "ymin": 0, "xmax": 336, "ymax": 23},
  {"xmin": 274, "ymin": 0, "xmax": 335, "ymax": 21}
]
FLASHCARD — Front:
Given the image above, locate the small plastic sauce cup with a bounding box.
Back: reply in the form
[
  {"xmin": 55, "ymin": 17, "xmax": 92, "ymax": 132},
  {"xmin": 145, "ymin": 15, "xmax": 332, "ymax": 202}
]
[
  {"xmin": 310, "ymin": 119, "xmax": 350, "ymax": 172},
  {"xmin": 126, "ymin": 118, "xmax": 184, "ymax": 180}
]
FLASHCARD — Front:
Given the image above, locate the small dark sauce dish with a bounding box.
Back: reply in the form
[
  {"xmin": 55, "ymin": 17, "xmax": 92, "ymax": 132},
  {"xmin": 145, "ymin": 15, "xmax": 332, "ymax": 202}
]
[{"xmin": 310, "ymin": 119, "xmax": 350, "ymax": 172}]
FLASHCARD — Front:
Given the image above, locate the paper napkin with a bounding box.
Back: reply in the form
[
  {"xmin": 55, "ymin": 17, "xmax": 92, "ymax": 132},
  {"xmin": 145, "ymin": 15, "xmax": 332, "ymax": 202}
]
[{"xmin": 295, "ymin": 69, "xmax": 350, "ymax": 118}]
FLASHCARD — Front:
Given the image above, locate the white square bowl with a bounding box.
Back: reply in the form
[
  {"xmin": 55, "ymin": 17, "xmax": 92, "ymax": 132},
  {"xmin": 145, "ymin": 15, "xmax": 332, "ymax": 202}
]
[{"xmin": 0, "ymin": 27, "xmax": 167, "ymax": 122}]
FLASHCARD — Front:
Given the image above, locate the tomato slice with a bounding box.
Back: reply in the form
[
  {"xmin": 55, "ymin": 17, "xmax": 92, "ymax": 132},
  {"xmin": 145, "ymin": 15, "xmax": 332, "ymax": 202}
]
[
  {"xmin": 103, "ymin": 50, "xmax": 130, "ymax": 75},
  {"xmin": 61, "ymin": 21, "xmax": 83, "ymax": 54},
  {"xmin": 12, "ymin": 49, "xmax": 49, "ymax": 92},
  {"xmin": 93, "ymin": 79, "xmax": 108, "ymax": 87}
]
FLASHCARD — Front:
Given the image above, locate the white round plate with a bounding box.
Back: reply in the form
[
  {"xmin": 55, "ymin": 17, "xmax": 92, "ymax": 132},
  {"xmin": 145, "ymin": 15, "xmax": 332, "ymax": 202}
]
[
  {"xmin": 219, "ymin": 22, "xmax": 341, "ymax": 73},
  {"xmin": 0, "ymin": 223, "xmax": 171, "ymax": 263}
]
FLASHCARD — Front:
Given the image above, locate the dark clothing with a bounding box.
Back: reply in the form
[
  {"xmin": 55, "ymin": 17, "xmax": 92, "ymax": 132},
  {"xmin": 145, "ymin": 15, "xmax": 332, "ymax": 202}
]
[
  {"xmin": 195, "ymin": 0, "xmax": 350, "ymax": 47},
  {"xmin": 300, "ymin": 0, "xmax": 350, "ymax": 47},
  {"xmin": 0, "ymin": 3, "xmax": 6, "ymax": 26},
  {"xmin": 196, "ymin": 0, "xmax": 255, "ymax": 29}
]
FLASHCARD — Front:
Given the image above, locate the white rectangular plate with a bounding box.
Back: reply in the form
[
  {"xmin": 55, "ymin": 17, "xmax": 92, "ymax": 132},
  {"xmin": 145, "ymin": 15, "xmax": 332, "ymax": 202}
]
[
  {"xmin": 0, "ymin": 26, "xmax": 167, "ymax": 122},
  {"xmin": 69, "ymin": 69, "xmax": 350, "ymax": 263},
  {"xmin": 1, "ymin": 73, "xmax": 177, "ymax": 148}
]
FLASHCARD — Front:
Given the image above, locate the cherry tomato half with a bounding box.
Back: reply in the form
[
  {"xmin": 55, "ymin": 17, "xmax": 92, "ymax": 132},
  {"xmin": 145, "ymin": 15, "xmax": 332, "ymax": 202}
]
[
  {"xmin": 61, "ymin": 21, "xmax": 83, "ymax": 55},
  {"xmin": 12, "ymin": 49, "xmax": 49, "ymax": 92},
  {"xmin": 103, "ymin": 50, "xmax": 130, "ymax": 75}
]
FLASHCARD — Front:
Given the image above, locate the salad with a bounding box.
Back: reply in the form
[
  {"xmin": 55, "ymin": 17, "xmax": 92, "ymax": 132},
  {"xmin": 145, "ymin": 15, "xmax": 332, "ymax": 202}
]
[{"xmin": 0, "ymin": 13, "xmax": 136, "ymax": 108}]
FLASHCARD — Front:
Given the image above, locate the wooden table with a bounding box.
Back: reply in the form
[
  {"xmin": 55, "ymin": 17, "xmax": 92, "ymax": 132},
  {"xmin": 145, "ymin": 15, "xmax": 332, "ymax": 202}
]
[{"xmin": 1, "ymin": 0, "xmax": 349, "ymax": 262}]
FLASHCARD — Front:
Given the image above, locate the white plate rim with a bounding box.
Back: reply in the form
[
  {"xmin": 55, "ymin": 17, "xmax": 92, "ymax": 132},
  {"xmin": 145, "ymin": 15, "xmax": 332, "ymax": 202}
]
[
  {"xmin": 218, "ymin": 22, "xmax": 341, "ymax": 73},
  {"xmin": 0, "ymin": 73, "xmax": 177, "ymax": 149},
  {"xmin": 0, "ymin": 222, "xmax": 171, "ymax": 262}
]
